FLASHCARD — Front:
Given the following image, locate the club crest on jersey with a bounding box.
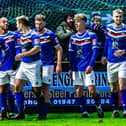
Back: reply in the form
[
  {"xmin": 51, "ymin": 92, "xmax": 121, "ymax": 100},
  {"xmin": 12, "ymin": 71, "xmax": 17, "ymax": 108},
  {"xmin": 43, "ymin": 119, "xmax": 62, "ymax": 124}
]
[
  {"xmin": 112, "ymin": 40, "xmax": 119, "ymax": 49},
  {"xmin": 92, "ymin": 39, "xmax": 96, "ymax": 45},
  {"xmin": 77, "ymin": 47, "xmax": 83, "ymax": 58},
  {"xmin": 34, "ymin": 39, "xmax": 40, "ymax": 44}
]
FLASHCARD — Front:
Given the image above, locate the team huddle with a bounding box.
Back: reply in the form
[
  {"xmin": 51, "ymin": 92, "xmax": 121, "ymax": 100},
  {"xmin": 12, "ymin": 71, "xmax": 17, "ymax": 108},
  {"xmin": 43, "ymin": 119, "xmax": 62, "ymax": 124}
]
[{"xmin": 0, "ymin": 8, "xmax": 126, "ymax": 120}]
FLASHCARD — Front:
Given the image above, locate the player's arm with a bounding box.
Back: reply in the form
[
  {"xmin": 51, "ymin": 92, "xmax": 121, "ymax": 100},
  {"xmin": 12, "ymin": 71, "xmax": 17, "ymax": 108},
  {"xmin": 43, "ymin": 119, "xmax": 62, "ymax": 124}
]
[
  {"xmin": 86, "ymin": 33, "xmax": 98, "ymax": 74},
  {"xmin": 14, "ymin": 31, "xmax": 22, "ymax": 55},
  {"xmin": 0, "ymin": 40, "xmax": 8, "ymax": 66},
  {"xmin": 55, "ymin": 45, "xmax": 63, "ymax": 74},
  {"xmin": 101, "ymin": 37, "xmax": 108, "ymax": 65},
  {"xmin": 114, "ymin": 49, "xmax": 126, "ymax": 57},
  {"xmin": 51, "ymin": 33, "xmax": 63, "ymax": 74},
  {"xmin": 0, "ymin": 48, "xmax": 3, "ymax": 67},
  {"xmin": 15, "ymin": 33, "xmax": 40, "ymax": 61},
  {"xmin": 15, "ymin": 47, "xmax": 40, "ymax": 61},
  {"xmin": 22, "ymin": 46, "xmax": 40, "ymax": 56},
  {"xmin": 68, "ymin": 37, "xmax": 75, "ymax": 78}
]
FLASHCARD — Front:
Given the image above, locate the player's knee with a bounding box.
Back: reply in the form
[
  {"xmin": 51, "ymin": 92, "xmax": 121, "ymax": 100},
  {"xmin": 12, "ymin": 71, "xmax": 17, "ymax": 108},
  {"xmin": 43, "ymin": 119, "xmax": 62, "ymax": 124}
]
[
  {"xmin": 88, "ymin": 85, "xmax": 96, "ymax": 95},
  {"xmin": 15, "ymin": 85, "xmax": 22, "ymax": 92},
  {"xmin": 119, "ymin": 78, "xmax": 126, "ymax": 90},
  {"xmin": 110, "ymin": 86, "xmax": 119, "ymax": 92},
  {"xmin": 76, "ymin": 86, "xmax": 83, "ymax": 97},
  {"xmin": 44, "ymin": 96, "xmax": 50, "ymax": 103},
  {"xmin": 0, "ymin": 85, "xmax": 9, "ymax": 93},
  {"xmin": 33, "ymin": 87, "xmax": 42, "ymax": 99}
]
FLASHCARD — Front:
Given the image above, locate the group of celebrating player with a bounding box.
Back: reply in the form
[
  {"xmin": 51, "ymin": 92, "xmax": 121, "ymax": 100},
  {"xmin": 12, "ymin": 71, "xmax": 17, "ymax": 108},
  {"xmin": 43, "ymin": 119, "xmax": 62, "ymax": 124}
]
[{"xmin": 0, "ymin": 8, "xmax": 126, "ymax": 120}]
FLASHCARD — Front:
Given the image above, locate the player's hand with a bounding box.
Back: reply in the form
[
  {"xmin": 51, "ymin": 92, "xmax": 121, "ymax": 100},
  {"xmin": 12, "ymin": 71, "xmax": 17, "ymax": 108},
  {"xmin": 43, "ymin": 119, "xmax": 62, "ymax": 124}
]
[
  {"xmin": 101, "ymin": 56, "xmax": 107, "ymax": 65},
  {"xmin": 56, "ymin": 64, "xmax": 62, "ymax": 74},
  {"xmin": 85, "ymin": 66, "xmax": 92, "ymax": 74},
  {"xmin": 0, "ymin": 62, "xmax": 2, "ymax": 67},
  {"xmin": 114, "ymin": 50, "xmax": 125, "ymax": 57},
  {"xmin": 15, "ymin": 53, "xmax": 24, "ymax": 61},
  {"xmin": 68, "ymin": 70, "xmax": 73, "ymax": 79}
]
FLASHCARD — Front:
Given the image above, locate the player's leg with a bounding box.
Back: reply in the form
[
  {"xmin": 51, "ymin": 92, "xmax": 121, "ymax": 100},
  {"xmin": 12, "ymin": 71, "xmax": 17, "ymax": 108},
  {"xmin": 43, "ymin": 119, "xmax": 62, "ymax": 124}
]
[
  {"xmin": 107, "ymin": 62, "xmax": 120, "ymax": 118},
  {"xmin": 0, "ymin": 71, "xmax": 10, "ymax": 120},
  {"xmin": 26, "ymin": 60, "xmax": 43, "ymax": 120},
  {"xmin": 73, "ymin": 72, "xmax": 88, "ymax": 118},
  {"xmin": 41, "ymin": 65, "xmax": 54, "ymax": 119},
  {"xmin": 118, "ymin": 62, "xmax": 126, "ymax": 117},
  {"xmin": 10, "ymin": 62, "xmax": 27, "ymax": 120},
  {"xmin": 109, "ymin": 82, "xmax": 120, "ymax": 117},
  {"xmin": 32, "ymin": 87, "xmax": 44, "ymax": 120},
  {"xmin": 41, "ymin": 84, "xmax": 50, "ymax": 119},
  {"xmin": 7, "ymin": 70, "xmax": 17, "ymax": 118},
  {"xmin": 86, "ymin": 71, "xmax": 104, "ymax": 118},
  {"xmin": 88, "ymin": 85, "xmax": 104, "ymax": 118},
  {"xmin": 6, "ymin": 85, "xmax": 16, "ymax": 118},
  {"xmin": 10, "ymin": 79, "xmax": 26, "ymax": 120},
  {"xmin": 0, "ymin": 84, "xmax": 9, "ymax": 120}
]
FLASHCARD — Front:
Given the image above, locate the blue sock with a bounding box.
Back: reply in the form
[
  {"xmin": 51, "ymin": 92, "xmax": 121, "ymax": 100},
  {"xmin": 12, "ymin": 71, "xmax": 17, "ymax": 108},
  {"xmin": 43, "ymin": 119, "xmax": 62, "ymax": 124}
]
[
  {"xmin": 0, "ymin": 93, "xmax": 7, "ymax": 114},
  {"xmin": 41, "ymin": 103, "xmax": 50, "ymax": 117},
  {"xmin": 111, "ymin": 92, "xmax": 119, "ymax": 110},
  {"xmin": 92, "ymin": 94, "xmax": 100, "ymax": 107},
  {"xmin": 37, "ymin": 95, "xmax": 44, "ymax": 117},
  {"xmin": 77, "ymin": 96, "xmax": 87, "ymax": 112},
  {"xmin": 6, "ymin": 90, "xmax": 15, "ymax": 113},
  {"xmin": 15, "ymin": 92, "xmax": 24, "ymax": 114},
  {"xmin": 120, "ymin": 89, "xmax": 126, "ymax": 111}
]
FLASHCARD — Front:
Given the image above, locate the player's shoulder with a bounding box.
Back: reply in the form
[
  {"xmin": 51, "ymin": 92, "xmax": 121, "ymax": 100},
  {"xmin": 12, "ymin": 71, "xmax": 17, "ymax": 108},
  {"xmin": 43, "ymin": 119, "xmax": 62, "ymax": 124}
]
[
  {"xmin": 5, "ymin": 31, "xmax": 17, "ymax": 39},
  {"xmin": 87, "ymin": 30, "xmax": 97, "ymax": 38},
  {"xmin": 13, "ymin": 30, "xmax": 21, "ymax": 37},
  {"xmin": 70, "ymin": 33, "xmax": 77, "ymax": 39},
  {"xmin": 87, "ymin": 30, "xmax": 96, "ymax": 35},
  {"xmin": 31, "ymin": 30, "xmax": 40, "ymax": 37},
  {"xmin": 122, "ymin": 24, "xmax": 126, "ymax": 30},
  {"xmin": 7, "ymin": 30, "xmax": 15, "ymax": 35},
  {"xmin": 106, "ymin": 23, "xmax": 113, "ymax": 29},
  {"xmin": 106, "ymin": 23, "xmax": 126, "ymax": 30},
  {"xmin": 46, "ymin": 28, "xmax": 55, "ymax": 35}
]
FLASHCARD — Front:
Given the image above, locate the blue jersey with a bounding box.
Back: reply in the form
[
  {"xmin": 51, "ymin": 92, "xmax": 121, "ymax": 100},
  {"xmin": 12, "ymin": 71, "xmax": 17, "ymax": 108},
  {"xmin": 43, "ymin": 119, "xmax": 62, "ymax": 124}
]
[
  {"xmin": 35, "ymin": 29, "xmax": 60, "ymax": 66},
  {"xmin": 0, "ymin": 31, "xmax": 20, "ymax": 71},
  {"xmin": 20, "ymin": 30, "xmax": 40, "ymax": 63},
  {"xmin": 103, "ymin": 23, "xmax": 126, "ymax": 63},
  {"xmin": 69, "ymin": 31, "xmax": 98, "ymax": 71}
]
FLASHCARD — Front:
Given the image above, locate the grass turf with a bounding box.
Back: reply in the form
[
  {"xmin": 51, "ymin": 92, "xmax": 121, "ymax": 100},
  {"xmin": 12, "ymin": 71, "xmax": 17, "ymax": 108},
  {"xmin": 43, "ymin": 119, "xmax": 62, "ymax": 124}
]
[{"xmin": 0, "ymin": 112, "xmax": 126, "ymax": 126}]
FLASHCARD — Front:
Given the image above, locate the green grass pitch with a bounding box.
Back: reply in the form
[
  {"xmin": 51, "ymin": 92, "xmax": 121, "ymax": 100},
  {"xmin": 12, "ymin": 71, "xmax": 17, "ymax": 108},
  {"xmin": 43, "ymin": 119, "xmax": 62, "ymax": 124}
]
[{"xmin": 0, "ymin": 112, "xmax": 126, "ymax": 126}]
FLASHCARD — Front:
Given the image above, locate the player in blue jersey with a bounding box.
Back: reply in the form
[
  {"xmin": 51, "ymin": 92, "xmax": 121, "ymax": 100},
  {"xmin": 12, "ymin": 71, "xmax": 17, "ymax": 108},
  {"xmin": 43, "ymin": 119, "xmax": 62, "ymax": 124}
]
[
  {"xmin": 34, "ymin": 14, "xmax": 63, "ymax": 119},
  {"xmin": 0, "ymin": 17, "xmax": 20, "ymax": 120},
  {"xmin": 69, "ymin": 14, "xmax": 104, "ymax": 118},
  {"xmin": 101, "ymin": 9, "xmax": 126, "ymax": 118},
  {"xmin": 10, "ymin": 16, "xmax": 43, "ymax": 120}
]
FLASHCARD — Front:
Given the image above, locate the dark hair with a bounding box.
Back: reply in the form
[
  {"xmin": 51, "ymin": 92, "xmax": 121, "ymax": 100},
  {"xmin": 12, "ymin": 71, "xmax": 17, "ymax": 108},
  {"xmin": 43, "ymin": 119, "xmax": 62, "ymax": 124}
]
[
  {"xmin": 64, "ymin": 12, "xmax": 75, "ymax": 22},
  {"xmin": 0, "ymin": 16, "xmax": 6, "ymax": 19},
  {"xmin": 91, "ymin": 13, "xmax": 101, "ymax": 22},
  {"xmin": 16, "ymin": 16, "xmax": 30, "ymax": 27}
]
